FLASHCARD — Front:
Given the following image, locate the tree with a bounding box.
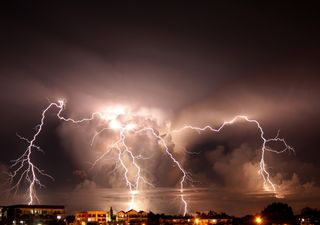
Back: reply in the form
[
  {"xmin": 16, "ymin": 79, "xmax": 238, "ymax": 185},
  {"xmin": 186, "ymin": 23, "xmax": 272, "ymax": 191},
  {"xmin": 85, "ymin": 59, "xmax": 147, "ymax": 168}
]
[
  {"xmin": 65, "ymin": 215, "xmax": 75, "ymax": 224},
  {"xmin": 300, "ymin": 207, "xmax": 320, "ymax": 223},
  {"xmin": 261, "ymin": 202, "xmax": 294, "ymax": 224},
  {"xmin": 207, "ymin": 210, "xmax": 217, "ymax": 218}
]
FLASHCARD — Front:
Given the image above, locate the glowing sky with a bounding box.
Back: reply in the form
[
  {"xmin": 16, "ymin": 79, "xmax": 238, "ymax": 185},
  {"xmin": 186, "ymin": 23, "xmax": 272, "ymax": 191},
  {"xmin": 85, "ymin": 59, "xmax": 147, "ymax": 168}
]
[{"xmin": 0, "ymin": 2, "xmax": 320, "ymax": 216}]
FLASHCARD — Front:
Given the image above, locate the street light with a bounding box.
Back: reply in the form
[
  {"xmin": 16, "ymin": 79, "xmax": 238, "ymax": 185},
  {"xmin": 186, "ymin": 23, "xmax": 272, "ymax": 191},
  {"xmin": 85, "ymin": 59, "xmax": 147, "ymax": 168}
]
[{"xmin": 255, "ymin": 216, "xmax": 263, "ymax": 224}]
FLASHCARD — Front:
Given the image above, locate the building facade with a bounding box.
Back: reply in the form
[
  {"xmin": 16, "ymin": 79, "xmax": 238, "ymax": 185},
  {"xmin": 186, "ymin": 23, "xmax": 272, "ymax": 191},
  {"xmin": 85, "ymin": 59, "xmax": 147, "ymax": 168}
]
[
  {"xmin": 1, "ymin": 205, "xmax": 65, "ymax": 225},
  {"xmin": 75, "ymin": 210, "xmax": 108, "ymax": 225},
  {"xmin": 115, "ymin": 209, "xmax": 147, "ymax": 225}
]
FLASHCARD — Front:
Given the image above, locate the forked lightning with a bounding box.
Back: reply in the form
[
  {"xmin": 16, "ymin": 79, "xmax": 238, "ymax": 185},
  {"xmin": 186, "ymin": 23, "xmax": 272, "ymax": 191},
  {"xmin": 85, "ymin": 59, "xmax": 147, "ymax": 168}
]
[{"xmin": 10, "ymin": 100, "xmax": 293, "ymax": 215}]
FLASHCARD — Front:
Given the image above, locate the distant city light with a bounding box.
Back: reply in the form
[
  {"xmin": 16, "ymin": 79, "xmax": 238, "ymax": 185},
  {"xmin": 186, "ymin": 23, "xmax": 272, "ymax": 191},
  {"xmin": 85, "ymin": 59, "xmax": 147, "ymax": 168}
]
[{"xmin": 255, "ymin": 216, "xmax": 263, "ymax": 224}]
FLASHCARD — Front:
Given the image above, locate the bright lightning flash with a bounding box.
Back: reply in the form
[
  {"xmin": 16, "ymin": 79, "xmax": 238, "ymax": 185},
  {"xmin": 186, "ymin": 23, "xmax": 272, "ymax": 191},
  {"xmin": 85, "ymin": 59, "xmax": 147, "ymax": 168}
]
[
  {"xmin": 10, "ymin": 100, "xmax": 293, "ymax": 216},
  {"xmin": 172, "ymin": 116, "xmax": 294, "ymax": 196}
]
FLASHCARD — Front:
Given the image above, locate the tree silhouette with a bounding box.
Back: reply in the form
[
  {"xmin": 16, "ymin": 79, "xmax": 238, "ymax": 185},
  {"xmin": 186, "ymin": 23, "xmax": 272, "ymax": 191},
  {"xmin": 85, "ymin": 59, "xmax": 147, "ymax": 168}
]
[
  {"xmin": 207, "ymin": 210, "xmax": 218, "ymax": 218},
  {"xmin": 300, "ymin": 207, "xmax": 320, "ymax": 224},
  {"xmin": 261, "ymin": 202, "xmax": 294, "ymax": 224}
]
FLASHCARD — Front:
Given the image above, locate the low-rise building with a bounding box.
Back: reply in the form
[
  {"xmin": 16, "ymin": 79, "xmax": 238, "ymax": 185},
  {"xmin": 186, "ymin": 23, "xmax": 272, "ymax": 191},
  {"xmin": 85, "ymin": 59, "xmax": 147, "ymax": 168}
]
[
  {"xmin": 75, "ymin": 210, "xmax": 108, "ymax": 225},
  {"xmin": 1, "ymin": 204, "xmax": 65, "ymax": 225},
  {"xmin": 115, "ymin": 209, "xmax": 147, "ymax": 225},
  {"xmin": 116, "ymin": 211, "xmax": 126, "ymax": 222}
]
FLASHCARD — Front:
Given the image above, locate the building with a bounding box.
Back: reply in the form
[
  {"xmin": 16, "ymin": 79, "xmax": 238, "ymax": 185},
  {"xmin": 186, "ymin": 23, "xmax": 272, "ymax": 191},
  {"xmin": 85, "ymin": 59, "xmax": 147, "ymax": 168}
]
[
  {"xmin": 75, "ymin": 210, "xmax": 108, "ymax": 225},
  {"xmin": 127, "ymin": 209, "xmax": 147, "ymax": 225},
  {"xmin": 115, "ymin": 209, "xmax": 147, "ymax": 225},
  {"xmin": 1, "ymin": 204, "xmax": 65, "ymax": 225},
  {"xmin": 115, "ymin": 211, "xmax": 126, "ymax": 222}
]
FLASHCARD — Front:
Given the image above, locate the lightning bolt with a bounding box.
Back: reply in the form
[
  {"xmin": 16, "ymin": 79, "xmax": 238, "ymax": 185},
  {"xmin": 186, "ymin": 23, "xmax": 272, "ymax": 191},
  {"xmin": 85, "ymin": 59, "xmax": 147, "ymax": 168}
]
[
  {"xmin": 10, "ymin": 102, "xmax": 58, "ymax": 204},
  {"xmin": 10, "ymin": 101, "xmax": 293, "ymax": 216},
  {"xmin": 172, "ymin": 115, "xmax": 294, "ymax": 194}
]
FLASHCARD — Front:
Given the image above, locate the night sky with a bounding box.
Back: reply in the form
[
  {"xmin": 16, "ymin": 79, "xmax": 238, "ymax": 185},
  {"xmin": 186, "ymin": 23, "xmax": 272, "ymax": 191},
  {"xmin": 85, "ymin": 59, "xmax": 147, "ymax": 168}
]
[{"xmin": 1, "ymin": 2, "xmax": 320, "ymax": 216}]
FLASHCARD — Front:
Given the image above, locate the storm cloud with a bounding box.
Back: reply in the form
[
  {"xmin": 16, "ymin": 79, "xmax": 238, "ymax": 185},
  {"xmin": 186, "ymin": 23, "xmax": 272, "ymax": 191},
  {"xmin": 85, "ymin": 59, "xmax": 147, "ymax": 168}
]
[{"xmin": 1, "ymin": 2, "xmax": 320, "ymax": 216}]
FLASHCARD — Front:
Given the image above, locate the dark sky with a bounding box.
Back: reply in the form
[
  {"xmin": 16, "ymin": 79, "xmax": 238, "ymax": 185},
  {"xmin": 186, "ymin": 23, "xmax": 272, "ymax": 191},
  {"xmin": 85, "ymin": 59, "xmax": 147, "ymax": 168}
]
[{"xmin": 0, "ymin": 2, "xmax": 320, "ymax": 216}]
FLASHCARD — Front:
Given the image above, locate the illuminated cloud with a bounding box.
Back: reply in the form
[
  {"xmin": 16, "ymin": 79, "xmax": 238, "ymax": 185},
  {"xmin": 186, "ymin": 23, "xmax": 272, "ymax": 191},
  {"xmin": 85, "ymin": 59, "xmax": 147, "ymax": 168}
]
[{"xmin": 1, "ymin": 2, "xmax": 320, "ymax": 215}]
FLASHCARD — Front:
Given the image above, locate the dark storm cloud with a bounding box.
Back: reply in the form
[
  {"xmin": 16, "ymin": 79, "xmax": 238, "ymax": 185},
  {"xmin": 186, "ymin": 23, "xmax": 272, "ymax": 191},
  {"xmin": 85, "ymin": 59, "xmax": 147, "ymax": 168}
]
[{"xmin": 1, "ymin": 1, "xmax": 320, "ymax": 215}]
